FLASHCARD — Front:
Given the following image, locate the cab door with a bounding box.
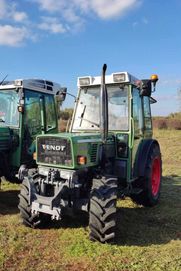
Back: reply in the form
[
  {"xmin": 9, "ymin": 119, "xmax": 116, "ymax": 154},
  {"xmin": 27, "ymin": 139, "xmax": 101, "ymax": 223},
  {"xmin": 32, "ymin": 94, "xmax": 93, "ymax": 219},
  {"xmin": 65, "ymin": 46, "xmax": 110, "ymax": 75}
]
[
  {"xmin": 21, "ymin": 90, "xmax": 58, "ymax": 164},
  {"xmin": 131, "ymin": 87, "xmax": 144, "ymax": 176}
]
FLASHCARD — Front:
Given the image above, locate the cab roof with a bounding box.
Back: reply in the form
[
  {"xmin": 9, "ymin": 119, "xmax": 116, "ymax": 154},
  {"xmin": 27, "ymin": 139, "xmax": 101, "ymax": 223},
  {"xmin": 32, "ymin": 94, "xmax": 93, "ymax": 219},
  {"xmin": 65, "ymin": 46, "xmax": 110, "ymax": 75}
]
[
  {"xmin": 0, "ymin": 79, "xmax": 62, "ymax": 95},
  {"xmin": 77, "ymin": 72, "xmax": 139, "ymax": 87}
]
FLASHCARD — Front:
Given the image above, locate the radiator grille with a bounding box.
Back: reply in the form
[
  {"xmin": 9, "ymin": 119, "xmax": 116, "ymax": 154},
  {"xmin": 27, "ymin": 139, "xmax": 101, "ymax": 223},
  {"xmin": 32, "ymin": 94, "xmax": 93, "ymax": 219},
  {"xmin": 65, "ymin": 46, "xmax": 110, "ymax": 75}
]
[
  {"xmin": 90, "ymin": 144, "xmax": 98, "ymax": 163},
  {"xmin": 0, "ymin": 139, "xmax": 10, "ymax": 151},
  {"xmin": 0, "ymin": 129, "xmax": 11, "ymax": 151},
  {"xmin": 37, "ymin": 137, "xmax": 72, "ymax": 166}
]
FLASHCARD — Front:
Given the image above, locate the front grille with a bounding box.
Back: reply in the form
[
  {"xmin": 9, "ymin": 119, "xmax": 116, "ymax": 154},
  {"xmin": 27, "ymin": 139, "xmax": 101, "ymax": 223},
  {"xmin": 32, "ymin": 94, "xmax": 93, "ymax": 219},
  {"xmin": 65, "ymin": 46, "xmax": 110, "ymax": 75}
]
[
  {"xmin": 0, "ymin": 129, "xmax": 11, "ymax": 151},
  {"xmin": 37, "ymin": 136, "xmax": 72, "ymax": 166},
  {"xmin": 90, "ymin": 144, "xmax": 98, "ymax": 163},
  {"xmin": 0, "ymin": 139, "xmax": 10, "ymax": 151}
]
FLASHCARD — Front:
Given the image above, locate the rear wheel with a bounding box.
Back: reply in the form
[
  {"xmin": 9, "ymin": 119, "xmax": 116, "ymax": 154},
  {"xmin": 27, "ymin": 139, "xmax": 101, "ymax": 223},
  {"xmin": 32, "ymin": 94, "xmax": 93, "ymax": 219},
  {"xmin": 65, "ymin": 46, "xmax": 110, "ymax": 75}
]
[
  {"xmin": 131, "ymin": 143, "xmax": 162, "ymax": 207},
  {"xmin": 18, "ymin": 176, "xmax": 50, "ymax": 228},
  {"xmin": 89, "ymin": 176, "xmax": 118, "ymax": 243}
]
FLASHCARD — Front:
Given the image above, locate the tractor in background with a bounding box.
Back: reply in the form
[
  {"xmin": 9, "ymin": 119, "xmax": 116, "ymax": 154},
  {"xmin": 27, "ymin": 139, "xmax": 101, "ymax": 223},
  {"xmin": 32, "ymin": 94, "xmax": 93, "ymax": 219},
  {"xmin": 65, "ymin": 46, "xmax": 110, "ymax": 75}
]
[
  {"xmin": 19, "ymin": 65, "xmax": 162, "ymax": 243},
  {"xmin": 0, "ymin": 79, "xmax": 65, "ymax": 183}
]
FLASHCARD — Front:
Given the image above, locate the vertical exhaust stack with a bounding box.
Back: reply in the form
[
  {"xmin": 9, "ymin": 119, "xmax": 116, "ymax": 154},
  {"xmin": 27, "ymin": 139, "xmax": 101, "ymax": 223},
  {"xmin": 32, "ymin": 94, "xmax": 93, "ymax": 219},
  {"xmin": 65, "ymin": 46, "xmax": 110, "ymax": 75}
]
[{"xmin": 100, "ymin": 64, "xmax": 108, "ymax": 144}]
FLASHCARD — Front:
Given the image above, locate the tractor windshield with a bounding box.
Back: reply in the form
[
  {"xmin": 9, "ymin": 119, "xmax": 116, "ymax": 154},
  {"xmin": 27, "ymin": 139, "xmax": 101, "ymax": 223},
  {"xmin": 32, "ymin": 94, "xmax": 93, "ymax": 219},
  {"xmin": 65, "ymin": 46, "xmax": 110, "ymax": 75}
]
[
  {"xmin": 0, "ymin": 89, "xmax": 19, "ymax": 127},
  {"xmin": 72, "ymin": 85, "xmax": 129, "ymax": 131}
]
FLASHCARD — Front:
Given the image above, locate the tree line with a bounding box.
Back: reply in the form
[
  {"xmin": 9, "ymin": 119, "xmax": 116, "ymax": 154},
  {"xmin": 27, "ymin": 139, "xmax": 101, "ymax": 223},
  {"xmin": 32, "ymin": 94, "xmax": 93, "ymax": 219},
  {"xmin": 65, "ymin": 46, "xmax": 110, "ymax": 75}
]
[{"xmin": 59, "ymin": 108, "xmax": 181, "ymax": 131}]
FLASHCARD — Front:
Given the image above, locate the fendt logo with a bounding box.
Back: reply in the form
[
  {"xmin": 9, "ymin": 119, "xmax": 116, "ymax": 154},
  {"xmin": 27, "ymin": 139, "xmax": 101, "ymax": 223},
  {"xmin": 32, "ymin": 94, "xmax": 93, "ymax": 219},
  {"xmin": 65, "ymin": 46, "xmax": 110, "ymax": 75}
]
[{"xmin": 42, "ymin": 144, "xmax": 66, "ymax": 152}]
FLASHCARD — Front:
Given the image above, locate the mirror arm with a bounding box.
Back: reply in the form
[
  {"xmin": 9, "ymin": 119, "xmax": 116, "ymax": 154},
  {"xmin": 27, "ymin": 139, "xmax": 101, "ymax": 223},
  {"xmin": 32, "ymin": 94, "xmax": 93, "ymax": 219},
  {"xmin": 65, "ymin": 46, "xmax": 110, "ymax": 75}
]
[{"xmin": 66, "ymin": 92, "xmax": 77, "ymax": 100}]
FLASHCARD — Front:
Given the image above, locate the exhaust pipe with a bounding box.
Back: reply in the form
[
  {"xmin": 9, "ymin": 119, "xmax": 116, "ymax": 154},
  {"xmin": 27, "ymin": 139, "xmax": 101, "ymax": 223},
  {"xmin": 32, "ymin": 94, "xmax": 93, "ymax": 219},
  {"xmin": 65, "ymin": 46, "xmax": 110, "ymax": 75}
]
[{"xmin": 100, "ymin": 64, "xmax": 108, "ymax": 144}]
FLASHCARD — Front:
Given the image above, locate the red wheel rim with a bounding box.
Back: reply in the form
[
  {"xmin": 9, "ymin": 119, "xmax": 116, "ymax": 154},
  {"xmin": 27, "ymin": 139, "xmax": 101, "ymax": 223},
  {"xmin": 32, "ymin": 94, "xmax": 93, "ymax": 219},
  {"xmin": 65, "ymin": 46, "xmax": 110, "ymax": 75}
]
[{"xmin": 151, "ymin": 157, "xmax": 161, "ymax": 196}]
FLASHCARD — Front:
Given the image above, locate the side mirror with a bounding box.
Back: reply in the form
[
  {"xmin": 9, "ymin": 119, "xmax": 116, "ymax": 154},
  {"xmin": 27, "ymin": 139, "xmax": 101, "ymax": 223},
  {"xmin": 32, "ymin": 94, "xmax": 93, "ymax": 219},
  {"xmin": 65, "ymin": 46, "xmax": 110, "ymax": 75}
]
[
  {"xmin": 140, "ymin": 80, "xmax": 152, "ymax": 97},
  {"xmin": 56, "ymin": 87, "xmax": 67, "ymax": 102}
]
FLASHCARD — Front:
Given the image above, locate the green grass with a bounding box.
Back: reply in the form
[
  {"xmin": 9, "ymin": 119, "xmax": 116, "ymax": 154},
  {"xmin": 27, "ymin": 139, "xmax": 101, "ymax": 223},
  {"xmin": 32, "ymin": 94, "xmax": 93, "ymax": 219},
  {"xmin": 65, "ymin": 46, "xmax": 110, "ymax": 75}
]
[{"xmin": 0, "ymin": 129, "xmax": 181, "ymax": 271}]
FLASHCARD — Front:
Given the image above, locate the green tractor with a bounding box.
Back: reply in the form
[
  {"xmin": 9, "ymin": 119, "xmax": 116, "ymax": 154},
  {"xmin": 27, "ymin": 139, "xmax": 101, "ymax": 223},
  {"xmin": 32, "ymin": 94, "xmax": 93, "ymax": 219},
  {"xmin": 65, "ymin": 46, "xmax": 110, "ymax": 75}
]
[
  {"xmin": 18, "ymin": 65, "xmax": 162, "ymax": 243},
  {"xmin": 0, "ymin": 78, "xmax": 64, "ymax": 183}
]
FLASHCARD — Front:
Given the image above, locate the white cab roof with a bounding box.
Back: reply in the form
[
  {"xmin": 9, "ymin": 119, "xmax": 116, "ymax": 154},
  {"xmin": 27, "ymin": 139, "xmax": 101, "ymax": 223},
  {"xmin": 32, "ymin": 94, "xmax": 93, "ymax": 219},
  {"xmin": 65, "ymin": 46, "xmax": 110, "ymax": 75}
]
[
  {"xmin": 77, "ymin": 72, "xmax": 139, "ymax": 87},
  {"xmin": 0, "ymin": 79, "xmax": 62, "ymax": 95}
]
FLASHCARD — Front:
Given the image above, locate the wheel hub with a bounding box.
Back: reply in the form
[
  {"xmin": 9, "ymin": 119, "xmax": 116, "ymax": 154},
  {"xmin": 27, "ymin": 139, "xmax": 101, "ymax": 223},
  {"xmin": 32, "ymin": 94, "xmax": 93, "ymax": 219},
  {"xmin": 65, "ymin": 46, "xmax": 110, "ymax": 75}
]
[{"xmin": 151, "ymin": 157, "xmax": 161, "ymax": 196}]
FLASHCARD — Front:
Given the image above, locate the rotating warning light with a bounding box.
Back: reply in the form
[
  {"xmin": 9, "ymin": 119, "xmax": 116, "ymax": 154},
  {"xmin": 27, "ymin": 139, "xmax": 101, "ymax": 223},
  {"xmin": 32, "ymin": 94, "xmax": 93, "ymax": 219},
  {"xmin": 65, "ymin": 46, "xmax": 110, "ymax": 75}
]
[{"xmin": 151, "ymin": 74, "xmax": 159, "ymax": 84}]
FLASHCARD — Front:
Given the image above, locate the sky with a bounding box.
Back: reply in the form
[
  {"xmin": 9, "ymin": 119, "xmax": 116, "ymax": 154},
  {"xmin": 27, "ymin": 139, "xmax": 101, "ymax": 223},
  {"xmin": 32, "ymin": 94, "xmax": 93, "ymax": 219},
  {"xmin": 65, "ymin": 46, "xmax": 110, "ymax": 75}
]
[{"xmin": 0, "ymin": 0, "xmax": 181, "ymax": 116}]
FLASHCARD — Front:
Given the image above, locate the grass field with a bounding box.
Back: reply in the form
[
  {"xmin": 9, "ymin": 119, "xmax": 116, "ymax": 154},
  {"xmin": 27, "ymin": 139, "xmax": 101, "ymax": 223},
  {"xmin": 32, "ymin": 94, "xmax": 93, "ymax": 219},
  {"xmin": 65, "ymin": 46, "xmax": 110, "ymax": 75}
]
[{"xmin": 0, "ymin": 130, "xmax": 181, "ymax": 271}]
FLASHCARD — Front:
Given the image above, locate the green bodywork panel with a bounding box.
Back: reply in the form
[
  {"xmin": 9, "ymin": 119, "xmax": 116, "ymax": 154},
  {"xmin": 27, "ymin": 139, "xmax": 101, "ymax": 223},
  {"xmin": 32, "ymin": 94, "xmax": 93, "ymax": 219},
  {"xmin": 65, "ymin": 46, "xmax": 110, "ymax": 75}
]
[
  {"xmin": 37, "ymin": 132, "xmax": 103, "ymax": 169},
  {"xmin": 36, "ymin": 131, "xmax": 131, "ymax": 183}
]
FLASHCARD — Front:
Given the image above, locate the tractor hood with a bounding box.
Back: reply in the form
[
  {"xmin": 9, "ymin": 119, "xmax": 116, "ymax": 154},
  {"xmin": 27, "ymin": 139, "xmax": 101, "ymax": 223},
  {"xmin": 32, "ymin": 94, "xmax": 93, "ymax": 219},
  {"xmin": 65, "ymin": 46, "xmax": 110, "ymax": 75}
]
[{"xmin": 36, "ymin": 132, "xmax": 115, "ymax": 169}]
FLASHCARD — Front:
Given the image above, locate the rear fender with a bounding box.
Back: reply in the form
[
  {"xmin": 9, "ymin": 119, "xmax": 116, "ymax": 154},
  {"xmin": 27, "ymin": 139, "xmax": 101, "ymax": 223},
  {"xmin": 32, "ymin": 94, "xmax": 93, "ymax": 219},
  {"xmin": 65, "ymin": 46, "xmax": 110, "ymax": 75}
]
[{"xmin": 133, "ymin": 139, "xmax": 159, "ymax": 178}]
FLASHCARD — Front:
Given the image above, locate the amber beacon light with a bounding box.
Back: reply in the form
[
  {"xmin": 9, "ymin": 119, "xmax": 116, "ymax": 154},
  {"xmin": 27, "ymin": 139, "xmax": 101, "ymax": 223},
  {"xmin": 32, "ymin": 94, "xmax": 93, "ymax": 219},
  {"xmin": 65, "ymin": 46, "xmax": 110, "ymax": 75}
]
[
  {"xmin": 151, "ymin": 74, "xmax": 158, "ymax": 84},
  {"xmin": 150, "ymin": 74, "xmax": 159, "ymax": 92}
]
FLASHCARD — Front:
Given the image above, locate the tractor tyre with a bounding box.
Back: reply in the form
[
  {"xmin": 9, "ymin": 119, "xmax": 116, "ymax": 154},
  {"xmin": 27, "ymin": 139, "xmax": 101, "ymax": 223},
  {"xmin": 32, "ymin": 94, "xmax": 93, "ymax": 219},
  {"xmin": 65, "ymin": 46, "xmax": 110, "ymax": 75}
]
[
  {"xmin": 18, "ymin": 177, "xmax": 49, "ymax": 228},
  {"xmin": 131, "ymin": 143, "xmax": 162, "ymax": 207},
  {"xmin": 89, "ymin": 176, "xmax": 118, "ymax": 243}
]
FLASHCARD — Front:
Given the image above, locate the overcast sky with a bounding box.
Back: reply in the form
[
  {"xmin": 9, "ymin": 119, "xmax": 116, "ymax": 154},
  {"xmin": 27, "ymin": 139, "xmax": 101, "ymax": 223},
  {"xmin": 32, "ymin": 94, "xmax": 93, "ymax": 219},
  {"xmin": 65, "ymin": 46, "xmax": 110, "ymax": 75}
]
[{"xmin": 0, "ymin": 0, "xmax": 181, "ymax": 115}]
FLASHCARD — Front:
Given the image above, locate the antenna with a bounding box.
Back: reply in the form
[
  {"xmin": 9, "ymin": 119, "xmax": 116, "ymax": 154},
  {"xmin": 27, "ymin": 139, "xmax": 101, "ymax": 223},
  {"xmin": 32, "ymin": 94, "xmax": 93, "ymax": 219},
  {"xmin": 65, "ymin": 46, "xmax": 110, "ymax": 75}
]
[{"xmin": 0, "ymin": 74, "xmax": 8, "ymax": 85}]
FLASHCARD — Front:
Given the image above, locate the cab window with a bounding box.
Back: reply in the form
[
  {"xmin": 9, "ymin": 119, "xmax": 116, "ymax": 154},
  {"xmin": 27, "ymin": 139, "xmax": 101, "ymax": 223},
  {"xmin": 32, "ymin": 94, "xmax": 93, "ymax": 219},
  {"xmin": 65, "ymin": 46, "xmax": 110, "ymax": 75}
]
[
  {"xmin": 45, "ymin": 95, "xmax": 56, "ymax": 130},
  {"xmin": 24, "ymin": 90, "xmax": 56, "ymax": 137},
  {"xmin": 143, "ymin": 96, "xmax": 152, "ymax": 130},
  {"xmin": 24, "ymin": 90, "xmax": 42, "ymax": 136},
  {"xmin": 0, "ymin": 90, "xmax": 19, "ymax": 127},
  {"xmin": 132, "ymin": 88, "xmax": 143, "ymax": 135}
]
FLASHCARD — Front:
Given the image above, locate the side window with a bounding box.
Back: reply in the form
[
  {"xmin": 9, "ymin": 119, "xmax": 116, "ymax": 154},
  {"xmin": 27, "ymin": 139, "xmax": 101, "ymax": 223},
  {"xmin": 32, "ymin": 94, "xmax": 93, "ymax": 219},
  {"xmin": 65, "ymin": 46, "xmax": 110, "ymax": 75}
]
[
  {"xmin": 132, "ymin": 88, "xmax": 143, "ymax": 134},
  {"xmin": 108, "ymin": 85, "xmax": 129, "ymax": 131},
  {"xmin": 0, "ymin": 91, "xmax": 19, "ymax": 127},
  {"xmin": 143, "ymin": 96, "xmax": 152, "ymax": 130},
  {"xmin": 45, "ymin": 95, "xmax": 56, "ymax": 130},
  {"xmin": 24, "ymin": 90, "xmax": 42, "ymax": 136}
]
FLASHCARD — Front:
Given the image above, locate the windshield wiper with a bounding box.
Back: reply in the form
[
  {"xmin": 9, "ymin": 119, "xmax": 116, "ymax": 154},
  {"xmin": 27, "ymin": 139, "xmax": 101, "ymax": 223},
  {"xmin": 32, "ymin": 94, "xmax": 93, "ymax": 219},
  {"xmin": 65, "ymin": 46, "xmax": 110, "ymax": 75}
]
[
  {"xmin": 79, "ymin": 105, "xmax": 86, "ymax": 127},
  {"xmin": 78, "ymin": 116, "xmax": 99, "ymax": 128},
  {"xmin": 79, "ymin": 105, "xmax": 100, "ymax": 128}
]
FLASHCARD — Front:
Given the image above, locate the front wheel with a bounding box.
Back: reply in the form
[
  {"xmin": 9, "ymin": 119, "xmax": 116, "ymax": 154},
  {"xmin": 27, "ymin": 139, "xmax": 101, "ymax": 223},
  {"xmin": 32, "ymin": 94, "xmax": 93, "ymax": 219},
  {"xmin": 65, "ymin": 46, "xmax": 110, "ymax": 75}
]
[
  {"xmin": 131, "ymin": 143, "xmax": 162, "ymax": 207},
  {"xmin": 18, "ymin": 176, "xmax": 50, "ymax": 228},
  {"xmin": 89, "ymin": 175, "xmax": 118, "ymax": 243}
]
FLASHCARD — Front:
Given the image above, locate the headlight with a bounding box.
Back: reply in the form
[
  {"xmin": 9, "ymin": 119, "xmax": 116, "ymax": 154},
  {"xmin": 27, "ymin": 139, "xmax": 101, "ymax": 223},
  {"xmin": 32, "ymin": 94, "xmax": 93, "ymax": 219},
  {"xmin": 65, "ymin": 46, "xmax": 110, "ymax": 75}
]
[
  {"xmin": 77, "ymin": 155, "xmax": 87, "ymax": 165},
  {"xmin": 14, "ymin": 79, "xmax": 22, "ymax": 86},
  {"xmin": 78, "ymin": 77, "xmax": 91, "ymax": 86},
  {"xmin": 116, "ymin": 134, "xmax": 128, "ymax": 158},
  {"xmin": 113, "ymin": 73, "xmax": 126, "ymax": 83}
]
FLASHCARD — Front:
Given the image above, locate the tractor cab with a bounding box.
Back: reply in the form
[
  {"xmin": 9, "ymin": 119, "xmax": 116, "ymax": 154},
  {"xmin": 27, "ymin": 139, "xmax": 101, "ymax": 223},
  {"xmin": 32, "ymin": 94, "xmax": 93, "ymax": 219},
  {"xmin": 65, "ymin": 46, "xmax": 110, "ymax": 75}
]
[
  {"xmin": 72, "ymin": 70, "xmax": 157, "ymax": 134},
  {"xmin": 0, "ymin": 79, "xmax": 63, "ymax": 181},
  {"xmin": 68, "ymin": 69, "xmax": 158, "ymax": 183}
]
